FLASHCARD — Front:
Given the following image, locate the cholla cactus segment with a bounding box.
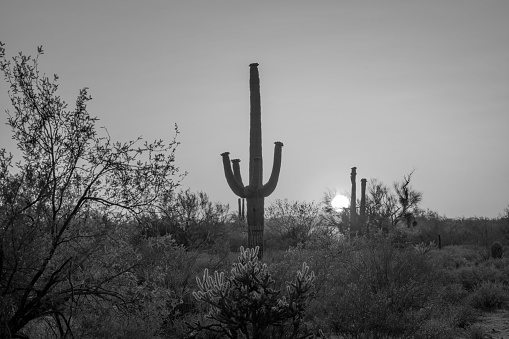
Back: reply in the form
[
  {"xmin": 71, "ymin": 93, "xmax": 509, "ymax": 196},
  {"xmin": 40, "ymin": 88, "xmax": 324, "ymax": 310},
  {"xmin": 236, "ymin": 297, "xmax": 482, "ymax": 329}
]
[
  {"xmin": 296, "ymin": 262, "xmax": 314, "ymax": 282},
  {"xmin": 193, "ymin": 269, "xmax": 230, "ymax": 302},
  {"xmin": 238, "ymin": 246, "xmax": 260, "ymax": 263},
  {"xmin": 285, "ymin": 262, "xmax": 316, "ymax": 313},
  {"xmin": 413, "ymin": 241, "xmax": 437, "ymax": 255}
]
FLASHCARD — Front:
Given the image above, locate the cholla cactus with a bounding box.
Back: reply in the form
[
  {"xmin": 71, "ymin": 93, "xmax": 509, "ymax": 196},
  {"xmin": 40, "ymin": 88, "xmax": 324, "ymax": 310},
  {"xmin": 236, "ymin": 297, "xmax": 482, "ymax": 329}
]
[
  {"xmin": 413, "ymin": 241, "xmax": 437, "ymax": 255},
  {"xmin": 192, "ymin": 247, "xmax": 315, "ymax": 339}
]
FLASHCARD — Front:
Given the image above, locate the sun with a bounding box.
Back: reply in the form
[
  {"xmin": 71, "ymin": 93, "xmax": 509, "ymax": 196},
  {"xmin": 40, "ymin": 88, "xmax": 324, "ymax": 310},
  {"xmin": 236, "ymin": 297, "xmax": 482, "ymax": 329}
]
[{"xmin": 331, "ymin": 194, "xmax": 349, "ymax": 212}]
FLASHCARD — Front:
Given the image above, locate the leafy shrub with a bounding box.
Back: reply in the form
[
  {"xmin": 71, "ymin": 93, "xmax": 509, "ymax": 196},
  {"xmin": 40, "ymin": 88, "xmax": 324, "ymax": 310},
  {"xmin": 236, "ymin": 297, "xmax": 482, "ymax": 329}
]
[
  {"xmin": 491, "ymin": 241, "xmax": 503, "ymax": 259},
  {"xmin": 453, "ymin": 264, "xmax": 505, "ymax": 291},
  {"xmin": 469, "ymin": 281, "xmax": 509, "ymax": 311},
  {"xmin": 321, "ymin": 238, "xmax": 440, "ymax": 338},
  {"xmin": 191, "ymin": 246, "xmax": 316, "ymax": 339},
  {"xmin": 447, "ymin": 303, "xmax": 479, "ymax": 328},
  {"xmin": 438, "ymin": 283, "xmax": 469, "ymax": 304},
  {"xmin": 413, "ymin": 318, "xmax": 456, "ymax": 339}
]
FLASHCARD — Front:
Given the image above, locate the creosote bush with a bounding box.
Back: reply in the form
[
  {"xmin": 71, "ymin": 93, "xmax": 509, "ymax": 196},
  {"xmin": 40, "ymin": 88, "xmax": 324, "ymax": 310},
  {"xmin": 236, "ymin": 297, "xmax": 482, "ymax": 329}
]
[
  {"xmin": 191, "ymin": 246, "xmax": 316, "ymax": 339},
  {"xmin": 469, "ymin": 281, "xmax": 508, "ymax": 311},
  {"xmin": 318, "ymin": 237, "xmax": 441, "ymax": 338}
]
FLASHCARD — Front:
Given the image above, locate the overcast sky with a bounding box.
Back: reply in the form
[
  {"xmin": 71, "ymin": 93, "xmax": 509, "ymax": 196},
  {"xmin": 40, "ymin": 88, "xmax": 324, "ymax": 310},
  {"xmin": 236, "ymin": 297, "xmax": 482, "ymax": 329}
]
[{"xmin": 1, "ymin": 1, "xmax": 508, "ymax": 218}]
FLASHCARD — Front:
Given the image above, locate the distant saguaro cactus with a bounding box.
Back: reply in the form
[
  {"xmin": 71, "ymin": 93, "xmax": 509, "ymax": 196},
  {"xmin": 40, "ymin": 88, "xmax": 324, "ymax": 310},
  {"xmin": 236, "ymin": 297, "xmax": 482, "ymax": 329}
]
[
  {"xmin": 221, "ymin": 63, "xmax": 283, "ymax": 259},
  {"xmin": 350, "ymin": 167, "xmax": 367, "ymax": 236},
  {"xmin": 350, "ymin": 167, "xmax": 358, "ymax": 236}
]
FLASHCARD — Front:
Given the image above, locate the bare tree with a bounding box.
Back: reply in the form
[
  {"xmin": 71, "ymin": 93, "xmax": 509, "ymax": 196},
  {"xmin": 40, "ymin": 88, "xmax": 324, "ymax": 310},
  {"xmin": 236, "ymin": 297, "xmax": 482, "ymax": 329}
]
[
  {"xmin": 147, "ymin": 189, "xmax": 231, "ymax": 248},
  {"xmin": 393, "ymin": 171, "xmax": 423, "ymax": 227},
  {"xmin": 365, "ymin": 172, "xmax": 422, "ymax": 233},
  {"xmin": 0, "ymin": 44, "xmax": 183, "ymax": 338},
  {"xmin": 265, "ymin": 199, "xmax": 321, "ymax": 247}
]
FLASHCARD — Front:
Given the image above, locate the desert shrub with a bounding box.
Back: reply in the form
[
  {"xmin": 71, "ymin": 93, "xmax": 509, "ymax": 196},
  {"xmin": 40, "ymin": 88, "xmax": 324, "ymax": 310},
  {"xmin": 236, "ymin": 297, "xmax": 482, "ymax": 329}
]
[
  {"xmin": 491, "ymin": 240, "xmax": 503, "ymax": 258},
  {"xmin": 429, "ymin": 247, "xmax": 471, "ymax": 269},
  {"xmin": 447, "ymin": 303, "xmax": 479, "ymax": 328},
  {"xmin": 413, "ymin": 318, "xmax": 456, "ymax": 339},
  {"xmin": 453, "ymin": 246, "xmax": 487, "ymax": 264},
  {"xmin": 469, "ymin": 281, "xmax": 509, "ymax": 311},
  {"xmin": 265, "ymin": 199, "xmax": 322, "ymax": 250},
  {"xmin": 453, "ymin": 264, "xmax": 505, "ymax": 291},
  {"xmin": 190, "ymin": 246, "xmax": 316, "ymax": 339},
  {"xmin": 490, "ymin": 256, "xmax": 509, "ymax": 269},
  {"xmin": 427, "ymin": 245, "xmax": 491, "ymax": 270},
  {"xmin": 388, "ymin": 228, "xmax": 413, "ymax": 248},
  {"xmin": 267, "ymin": 243, "xmax": 341, "ymax": 299},
  {"xmin": 466, "ymin": 325, "xmax": 486, "ymax": 339},
  {"xmin": 438, "ymin": 283, "xmax": 470, "ymax": 304},
  {"xmin": 321, "ymin": 238, "xmax": 440, "ymax": 338}
]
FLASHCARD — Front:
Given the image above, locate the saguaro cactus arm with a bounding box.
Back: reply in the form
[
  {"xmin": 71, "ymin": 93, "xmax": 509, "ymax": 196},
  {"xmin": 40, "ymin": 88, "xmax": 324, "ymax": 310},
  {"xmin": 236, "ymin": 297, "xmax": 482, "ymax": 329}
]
[
  {"xmin": 261, "ymin": 141, "xmax": 284, "ymax": 197},
  {"xmin": 221, "ymin": 152, "xmax": 247, "ymax": 198},
  {"xmin": 231, "ymin": 159, "xmax": 245, "ymax": 187}
]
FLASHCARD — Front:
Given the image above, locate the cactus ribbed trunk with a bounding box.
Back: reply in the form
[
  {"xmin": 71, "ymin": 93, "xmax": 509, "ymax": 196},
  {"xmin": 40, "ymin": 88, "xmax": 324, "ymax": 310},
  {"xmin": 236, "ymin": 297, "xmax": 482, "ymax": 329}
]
[
  {"xmin": 350, "ymin": 167, "xmax": 357, "ymax": 236},
  {"xmin": 247, "ymin": 196, "xmax": 264, "ymax": 253},
  {"xmin": 220, "ymin": 63, "xmax": 283, "ymax": 259},
  {"xmin": 360, "ymin": 178, "xmax": 367, "ymax": 235}
]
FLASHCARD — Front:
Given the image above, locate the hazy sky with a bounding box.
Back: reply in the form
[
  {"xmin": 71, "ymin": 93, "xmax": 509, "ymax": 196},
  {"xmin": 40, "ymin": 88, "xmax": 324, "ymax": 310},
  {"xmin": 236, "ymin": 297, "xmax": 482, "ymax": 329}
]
[{"xmin": 1, "ymin": 1, "xmax": 508, "ymax": 218}]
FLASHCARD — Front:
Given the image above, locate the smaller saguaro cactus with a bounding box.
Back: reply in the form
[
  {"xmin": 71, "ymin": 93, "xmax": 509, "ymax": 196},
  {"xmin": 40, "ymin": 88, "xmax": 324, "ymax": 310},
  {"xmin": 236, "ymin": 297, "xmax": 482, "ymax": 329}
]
[
  {"xmin": 491, "ymin": 241, "xmax": 503, "ymax": 259},
  {"xmin": 350, "ymin": 167, "xmax": 357, "ymax": 236},
  {"xmin": 349, "ymin": 167, "xmax": 367, "ymax": 236}
]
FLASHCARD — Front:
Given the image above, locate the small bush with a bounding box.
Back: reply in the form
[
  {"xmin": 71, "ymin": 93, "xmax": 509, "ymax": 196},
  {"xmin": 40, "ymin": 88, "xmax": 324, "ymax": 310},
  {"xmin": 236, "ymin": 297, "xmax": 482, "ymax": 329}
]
[
  {"xmin": 413, "ymin": 318, "xmax": 455, "ymax": 339},
  {"xmin": 439, "ymin": 283, "xmax": 469, "ymax": 304},
  {"xmin": 322, "ymin": 238, "xmax": 440, "ymax": 338},
  {"xmin": 453, "ymin": 265, "xmax": 503, "ymax": 291},
  {"xmin": 448, "ymin": 303, "xmax": 479, "ymax": 328},
  {"xmin": 428, "ymin": 245, "xmax": 481, "ymax": 269},
  {"xmin": 469, "ymin": 281, "xmax": 509, "ymax": 311},
  {"xmin": 491, "ymin": 240, "xmax": 503, "ymax": 259}
]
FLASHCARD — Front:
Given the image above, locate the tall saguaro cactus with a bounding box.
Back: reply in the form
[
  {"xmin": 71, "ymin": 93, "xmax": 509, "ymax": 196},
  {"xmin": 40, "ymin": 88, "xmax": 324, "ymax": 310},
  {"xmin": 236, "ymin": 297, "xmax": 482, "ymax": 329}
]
[{"xmin": 221, "ymin": 63, "xmax": 283, "ymax": 259}]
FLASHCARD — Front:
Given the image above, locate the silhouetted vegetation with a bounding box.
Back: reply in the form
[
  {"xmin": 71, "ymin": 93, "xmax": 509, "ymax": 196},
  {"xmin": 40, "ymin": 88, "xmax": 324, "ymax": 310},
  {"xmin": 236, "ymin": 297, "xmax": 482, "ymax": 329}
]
[{"xmin": 1, "ymin": 45, "xmax": 508, "ymax": 338}]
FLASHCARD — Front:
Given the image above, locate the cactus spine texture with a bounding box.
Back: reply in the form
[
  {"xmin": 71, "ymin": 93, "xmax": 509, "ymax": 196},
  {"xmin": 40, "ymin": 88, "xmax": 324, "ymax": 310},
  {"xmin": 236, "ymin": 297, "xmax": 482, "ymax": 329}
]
[{"xmin": 221, "ymin": 63, "xmax": 283, "ymax": 259}]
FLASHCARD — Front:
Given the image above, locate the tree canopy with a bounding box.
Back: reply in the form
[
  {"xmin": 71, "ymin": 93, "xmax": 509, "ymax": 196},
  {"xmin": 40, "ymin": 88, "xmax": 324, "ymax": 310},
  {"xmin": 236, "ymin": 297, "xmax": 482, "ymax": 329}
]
[{"xmin": 0, "ymin": 43, "xmax": 184, "ymax": 338}]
